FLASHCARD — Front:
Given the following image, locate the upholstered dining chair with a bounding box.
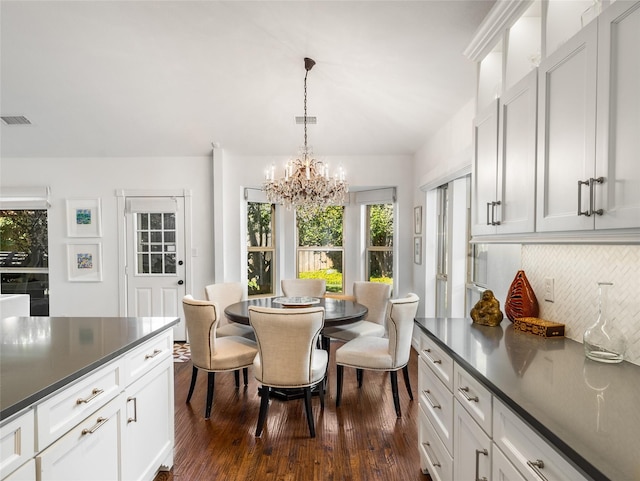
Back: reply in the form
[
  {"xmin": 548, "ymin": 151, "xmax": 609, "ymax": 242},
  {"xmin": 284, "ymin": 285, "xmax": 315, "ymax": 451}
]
[
  {"xmin": 322, "ymin": 281, "xmax": 392, "ymax": 343},
  {"xmin": 281, "ymin": 278, "xmax": 326, "ymax": 298},
  {"xmin": 248, "ymin": 305, "xmax": 328, "ymax": 438},
  {"xmin": 335, "ymin": 293, "xmax": 419, "ymax": 417},
  {"xmin": 204, "ymin": 282, "xmax": 255, "ymax": 340},
  {"xmin": 182, "ymin": 295, "xmax": 258, "ymax": 419}
]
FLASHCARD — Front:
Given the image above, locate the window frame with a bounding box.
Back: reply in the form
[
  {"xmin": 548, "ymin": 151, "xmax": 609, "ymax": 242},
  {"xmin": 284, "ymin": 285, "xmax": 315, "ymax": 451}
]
[{"xmin": 364, "ymin": 203, "xmax": 394, "ymax": 285}]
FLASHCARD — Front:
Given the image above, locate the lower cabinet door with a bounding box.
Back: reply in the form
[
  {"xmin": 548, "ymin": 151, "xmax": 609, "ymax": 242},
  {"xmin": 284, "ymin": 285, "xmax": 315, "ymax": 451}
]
[
  {"xmin": 37, "ymin": 396, "xmax": 122, "ymax": 481},
  {"xmin": 453, "ymin": 400, "xmax": 491, "ymax": 481},
  {"xmin": 418, "ymin": 404, "xmax": 453, "ymax": 481},
  {"xmin": 121, "ymin": 358, "xmax": 174, "ymax": 481},
  {"xmin": 3, "ymin": 459, "xmax": 36, "ymax": 481},
  {"xmin": 493, "ymin": 445, "xmax": 526, "ymax": 481}
]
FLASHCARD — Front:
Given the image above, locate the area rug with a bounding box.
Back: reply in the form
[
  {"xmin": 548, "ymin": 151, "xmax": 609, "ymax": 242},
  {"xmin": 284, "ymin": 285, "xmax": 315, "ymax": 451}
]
[{"xmin": 173, "ymin": 343, "xmax": 191, "ymax": 363}]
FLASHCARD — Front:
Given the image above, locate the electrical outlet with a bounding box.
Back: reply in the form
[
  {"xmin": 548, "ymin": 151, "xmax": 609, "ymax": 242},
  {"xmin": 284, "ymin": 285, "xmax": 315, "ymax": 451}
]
[{"xmin": 544, "ymin": 278, "xmax": 554, "ymax": 302}]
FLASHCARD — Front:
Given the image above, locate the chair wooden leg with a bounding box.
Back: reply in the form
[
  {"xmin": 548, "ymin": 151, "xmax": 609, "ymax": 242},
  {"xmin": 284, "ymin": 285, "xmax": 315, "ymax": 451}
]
[
  {"xmin": 390, "ymin": 370, "xmax": 401, "ymax": 417},
  {"xmin": 205, "ymin": 372, "xmax": 215, "ymax": 419},
  {"xmin": 319, "ymin": 378, "xmax": 325, "ymax": 409},
  {"xmin": 356, "ymin": 368, "xmax": 363, "ymax": 388},
  {"xmin": 234, "ymin": 370, "xmax": 240, "ymax": 388},
  {"xmin": 336, "ymin": 365, "xmax": 344, "ymax": 407},
  {"xmin": 303, "ymin": 387, "xmax": 316, "ymax": 438},
  {"xmin": 242, "ymin": 367, "xmax": 249, "ymax": 386},
  {"xmin": 255, "ymin": 386, "xmax": 270, "ymax": 437},
  {"xmin": 186, "ymin": 366, "xmax": 198, "ymax": 403},
  {"xmin": 402, "ymin": 365, "xmax": 413, "ymax": 400}
]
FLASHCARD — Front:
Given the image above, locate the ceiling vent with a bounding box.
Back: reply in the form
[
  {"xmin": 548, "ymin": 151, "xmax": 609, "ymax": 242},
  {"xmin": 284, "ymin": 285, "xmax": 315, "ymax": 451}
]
[
  {"xmin": 1, "ymin": 116, "xmax": 31, "ymax": 125},
  {"xmin": 295, "ymin": 116, "xmax": 317, "ymax": 124}
]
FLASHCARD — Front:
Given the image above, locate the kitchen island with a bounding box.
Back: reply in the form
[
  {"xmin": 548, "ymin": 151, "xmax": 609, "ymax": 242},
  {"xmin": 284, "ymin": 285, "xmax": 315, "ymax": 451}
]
[
  {"xmin": 414, "ymin": 317, "xmax": 640, "ymax": 481},
  {"xmin": 0, "ymin": 316, "xmax": 178, "ymax": 481}
]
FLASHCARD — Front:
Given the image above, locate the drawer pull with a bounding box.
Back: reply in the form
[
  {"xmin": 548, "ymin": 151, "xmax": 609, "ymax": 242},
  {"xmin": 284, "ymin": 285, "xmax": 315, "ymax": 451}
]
[
  {"xmin": 458, "ymin": 386, "xmax": 479, "ymax": 403},
  {"xmin": 527, "ymin": 459, "xmax": 549, "ymax": 481},
  {"xmin": 422, "ymin": 349, "xmax": 442, "ymax": 365},
  {"xmin": 76, "ymin": 387, "xmax": 104, "ymax": 405},
  {"xmin": 421, "ymin": 442, "xmax": 441, "ymax": 468},
  {"xmin": 475, "ymin": 448, "xmax": 488, "ymax": 481},
  {"xmin": 127, "ymin": 396, "xmax": 138, "ymax": 424},
  {"xmin": 81, "ymin": 417, "xmax": 108, "ymax": 435},
  {"xmin": 145, "ymin": 349, "xmax": 162, "ymax": 360},
  {"xmin": 422, "ymin": 390, "xmax": 441, "ymax": 409}
]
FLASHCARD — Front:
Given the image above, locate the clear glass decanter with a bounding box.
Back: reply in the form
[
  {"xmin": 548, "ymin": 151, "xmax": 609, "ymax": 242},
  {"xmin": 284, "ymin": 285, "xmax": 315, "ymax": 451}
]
[{"xmin": 583, "ymin": 282, "xmax": 626, "ymax": 363}]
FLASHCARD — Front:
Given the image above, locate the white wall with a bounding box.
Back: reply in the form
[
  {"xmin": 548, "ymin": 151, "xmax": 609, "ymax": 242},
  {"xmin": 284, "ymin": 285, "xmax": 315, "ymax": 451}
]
[{"xmin": 1, "ymin": 156, "xmax": 215, "ymax": 316}]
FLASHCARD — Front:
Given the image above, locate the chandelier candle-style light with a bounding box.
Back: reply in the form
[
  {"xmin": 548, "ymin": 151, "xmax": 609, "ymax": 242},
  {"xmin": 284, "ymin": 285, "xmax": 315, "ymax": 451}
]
[{"xmin": 264, "ymin": 57, "xmax": 348, "ymax": 212}]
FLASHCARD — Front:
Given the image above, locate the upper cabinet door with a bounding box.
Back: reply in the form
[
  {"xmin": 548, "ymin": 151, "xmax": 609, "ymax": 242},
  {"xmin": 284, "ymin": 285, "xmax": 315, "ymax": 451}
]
[
  {"xmin": 472, "ymin": 100, "xmax": 499, "ymax": 236},
  {"xmin": 536, "ymin": 20, "xmax": 598, "ymax": 232},
  {"xmin": 595, "ymin": 0, "xmax": 640, "ymax": 230},
  {"xmin": 496, "ymin": 69, "xmax": 537, "ymax": 235}
]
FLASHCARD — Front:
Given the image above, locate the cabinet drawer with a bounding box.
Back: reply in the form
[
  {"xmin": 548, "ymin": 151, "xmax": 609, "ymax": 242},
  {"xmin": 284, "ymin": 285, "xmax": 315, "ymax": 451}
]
[
  {"xmin": 493, "ymin": 398, "xmax": 587, "ymax": 481},
  {"xmin": 418, "ymin": 356, "xmax": 454, "ymax": 455},
  {"xmin": 36, "ymin": 360, "xmax": 122, "ymax": 451},
  {"xmin": 419, "ymin": 334, "xmax": 454, "ymax": 391},
  {"xmin": 419, "ymin": 404, "xmax": 453, "ymax": 481},
  {"xmin": 123, "ymin": 330, "xmax": 173, "ymax": 386},
  {"xmin": 37, "ymin": 396, "xmax": 121, "ymax": 481},
  {"xmin": 493, "ymin": 444, "xmax": 527, "ymax": 481},
  {"xmin": 2, "ymin": 458, "xmax": 35, "ymax": 481},
  {"xmin": 454, "ymin": 362, "xmax": 492, "ymax": 435},
  {"xmin": 0, "ymin": 410, "xmax": 35, "ymax": 479}
]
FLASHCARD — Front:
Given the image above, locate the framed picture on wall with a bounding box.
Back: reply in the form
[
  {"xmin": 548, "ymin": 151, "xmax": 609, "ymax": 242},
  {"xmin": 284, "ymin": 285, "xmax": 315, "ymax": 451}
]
[
  {"xmin": 67, "ymin": 243, "xmax": 102, "ymax": 282},
  {"xmin": 414, "ymin": 237, "xmax": 422, "ymax": 265},
  {"xmin": 66, "ymin": 198, "xmax": 102, "ymax": 237},
  {"xmin": 414, "ymin": 206, "xmax": 422, "ymax": 235}
]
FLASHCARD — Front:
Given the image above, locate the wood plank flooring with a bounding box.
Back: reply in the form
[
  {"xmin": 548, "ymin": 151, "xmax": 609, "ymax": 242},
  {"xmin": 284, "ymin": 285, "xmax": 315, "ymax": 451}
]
[{"xmin": 155, "ymin": 342, "xmax": 432, "ymax": 481}]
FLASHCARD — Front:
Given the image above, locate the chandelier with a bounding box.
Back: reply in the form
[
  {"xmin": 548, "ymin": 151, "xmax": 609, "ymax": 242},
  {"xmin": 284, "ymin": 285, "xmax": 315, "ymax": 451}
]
[{"xmin": 264, "ymin": 57, "xmax": 348, "ymax": 213}]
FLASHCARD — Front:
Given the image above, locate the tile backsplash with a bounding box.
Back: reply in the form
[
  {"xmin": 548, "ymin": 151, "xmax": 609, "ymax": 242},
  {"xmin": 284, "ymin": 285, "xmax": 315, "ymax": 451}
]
[{"xmin": 522, "ymin": 245, "xmax": 640, "ymax": 366}]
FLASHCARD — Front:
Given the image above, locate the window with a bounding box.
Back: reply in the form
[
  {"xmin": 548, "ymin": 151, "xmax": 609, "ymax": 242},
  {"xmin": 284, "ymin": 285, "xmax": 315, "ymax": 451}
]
[
  {"xmin": 135, "ymin": 212, "xmax": 177, "ymax": 274},
  {"xmin": 435, "ymin": 184, "xmax": 449, "ymax": 317},
  {"xmin": 247, "ymin": 202, "xmax": 275, "ymax": 297},
  {"xmin": 0, "ymin": 209, "xmax": 49, "ymax": 315},
  {"xmin": 366, "ymin": 204, "xmax": 393, "ymax": 285},
  {"xmin": 296, "ymin": 206, "xmax": 344, "ymax": 293}
]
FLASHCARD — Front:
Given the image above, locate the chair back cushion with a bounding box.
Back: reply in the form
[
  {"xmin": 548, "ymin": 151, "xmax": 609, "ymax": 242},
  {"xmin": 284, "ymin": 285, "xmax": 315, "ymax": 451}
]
[
  {"xmin": 204, "ymin": 282, "xmax": 243, "ymax": 326},
  {"xmin": 387, "ymin": 293, "xmax": 420, "ymax": 368},
  {"xmin": 249, "ymin": 306, "xmax": 325, "ymax": 387},
  {"xmin": 281, "ymin": 279, "xmax": 326, "ymax": 298},
  {"xmin": 182, "ymin": 295, "xmax": 220, "ymax": 370},
  {"xmin": 353, "ymin": 281, "xmax": 392, "ymax": 326}
]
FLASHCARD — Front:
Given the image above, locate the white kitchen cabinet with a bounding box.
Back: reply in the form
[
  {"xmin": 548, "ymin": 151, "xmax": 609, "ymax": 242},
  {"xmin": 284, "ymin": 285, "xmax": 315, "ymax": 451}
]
[
  {"xmin": 453, "ymin": 362, "xmax": 492, "ymax": 435},
  {"xmin": 121, "ymin": 357, "xmax": 174, "ymax": 481},
  {"xmin": 37, "ymin": 396, "xmax": 122, "ymax": 481},
  {"xmin": 493, "ymin": 398, "xmax": 587, "ymax": 481},
  {"xmin": 536, "ymin": 20, "xmax": 598, "ymax": 232},
  {"xmin": 473, "ymin": 69, "xmax": 537, "ymax": 237},
  {"xmin": 453, "ymin": 400, "xmax": 492, "ymax": 481},
  {"xmin": 2, "ymin": 460, "xmax": 35, "ymax": 481},
  {"xmin": 0, "ymin": 411, "xmax": 34, "ymax": 480},
  {"xmin": 594, "ymin": 0, "xmax": 640, "ymax": 230},
  {"xmin": 493, "ymin": 445, "xmax": 526, "ymax": 481}
]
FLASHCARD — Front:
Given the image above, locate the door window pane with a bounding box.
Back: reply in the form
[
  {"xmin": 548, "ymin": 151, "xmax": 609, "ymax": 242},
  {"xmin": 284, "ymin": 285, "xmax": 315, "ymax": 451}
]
[{"xmin": 135, "ymin": 212, "xmax": 177, "ymax": 275}]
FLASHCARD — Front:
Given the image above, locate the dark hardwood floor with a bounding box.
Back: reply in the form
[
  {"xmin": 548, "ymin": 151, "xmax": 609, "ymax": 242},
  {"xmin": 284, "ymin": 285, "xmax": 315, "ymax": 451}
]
[{"xmin": 155, "ymin": 341, "xmax": 431, "ymax": 481}]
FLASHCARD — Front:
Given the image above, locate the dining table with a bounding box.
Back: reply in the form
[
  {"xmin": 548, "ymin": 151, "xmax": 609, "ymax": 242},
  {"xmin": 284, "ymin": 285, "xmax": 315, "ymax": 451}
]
[{"xmin": 224, "ymin": 296, "xmax": 368, "ymax": 400}]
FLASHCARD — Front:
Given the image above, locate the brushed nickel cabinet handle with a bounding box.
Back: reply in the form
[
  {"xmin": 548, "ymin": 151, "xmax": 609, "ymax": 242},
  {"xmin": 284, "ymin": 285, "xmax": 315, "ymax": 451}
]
[
  {"xmin": 422, "ymin": 390, "xmax": 441, "ymax": 409},
  {"xmin": 76, "ymin": 387, "xmax": 104, "ymax": 405},
  {"xmin": 527, "ymin": 459, "xmax": 549, "ymax": 481},
  {"xmin": 590, "ymin": 176, "xmax": 604, "ymax": 216},
  {"xmin": 422, "ymin": 442, "xmax": 441, "ymax": 468},
  {"xmin": 81, "ymin": 417, "xmax": 108, "ymax": 435},
  {"xmin": 127, "ymin": 396, "xmax": 138, "ymax": 424},
  {"xmin": 475, "ymin": 448, "xmax": 488, "ymax": 481},
  {"xmin": 578, "ymin": 179, "xmax": 591, "ymax": 216},
  {"xmin": 458, "ymin": 386, "xmax": 479, "ymax": 403},
  {"xmin": 422, "ymin": 348, "xmax": 442, "ymax": 365},
  {"xmin": 145, "ymin": 349, "xmax": 162, "ymax": 360}
]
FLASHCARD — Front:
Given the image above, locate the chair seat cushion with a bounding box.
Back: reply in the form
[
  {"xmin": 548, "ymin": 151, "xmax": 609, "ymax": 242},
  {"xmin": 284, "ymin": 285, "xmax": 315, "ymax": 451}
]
[
  {"xmin": 335, "ymin": 336, "xmax": 394, "ymax": 370},
  {"xmin": 217, "ymin": 322, "xmax": 256, "ymax": 341},
  {"xmin": 205, "ymin": 336, "xmax": 257, "ymax": 371},
  {"xmin": 253, "ymin": 349, "xmax": 328, "ymax": 388},
  {"xmin": 322, "ymin": 320, "xmax": 385, "ymax": 342}
]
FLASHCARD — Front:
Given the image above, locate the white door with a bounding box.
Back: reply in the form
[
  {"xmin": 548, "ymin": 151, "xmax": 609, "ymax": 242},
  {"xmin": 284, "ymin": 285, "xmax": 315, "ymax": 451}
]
[{"xmin": 125, "ymin": 197, "xmax": 186, "ymax": 340}]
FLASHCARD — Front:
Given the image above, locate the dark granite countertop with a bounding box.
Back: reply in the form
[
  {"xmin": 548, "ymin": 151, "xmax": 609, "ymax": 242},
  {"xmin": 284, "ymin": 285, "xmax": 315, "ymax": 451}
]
[
  {"xmin": 414, "ymin": 318, "xmax": 640, "ymax": 481},
  {"xmin": 0, "ymin": 316, "xmax": 179, "ymax": 422}
]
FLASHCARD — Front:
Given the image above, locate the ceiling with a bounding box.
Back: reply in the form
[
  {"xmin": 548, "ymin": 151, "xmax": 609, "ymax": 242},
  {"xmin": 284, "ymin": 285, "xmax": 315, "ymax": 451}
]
[{"xmin": 0, "ymin": 0, "xmax": 494, "ymax": 159}]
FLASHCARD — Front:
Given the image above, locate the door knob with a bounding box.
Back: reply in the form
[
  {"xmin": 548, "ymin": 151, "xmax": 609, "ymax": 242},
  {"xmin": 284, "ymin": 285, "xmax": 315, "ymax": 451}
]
[
  {"xmin": 178, "ymin": 260, "xmax": 184, "ymax": 265},
  {"xmin": 178, "ymin": 280, "xmax": 184, "ymax": 285}
]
